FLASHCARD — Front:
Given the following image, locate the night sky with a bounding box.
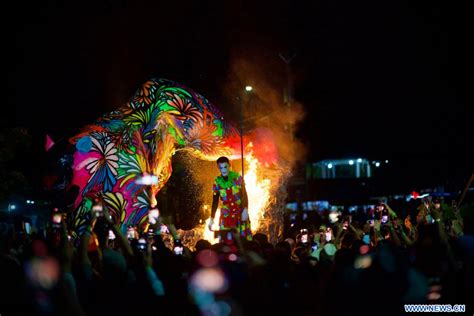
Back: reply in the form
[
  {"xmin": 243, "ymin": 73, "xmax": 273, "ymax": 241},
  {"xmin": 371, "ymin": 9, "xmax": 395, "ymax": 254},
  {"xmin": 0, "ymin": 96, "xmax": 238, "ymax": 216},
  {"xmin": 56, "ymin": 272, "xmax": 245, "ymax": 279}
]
[{"xmin": 4, "ymin": 0, "xmax": 473, "ymax": 191}]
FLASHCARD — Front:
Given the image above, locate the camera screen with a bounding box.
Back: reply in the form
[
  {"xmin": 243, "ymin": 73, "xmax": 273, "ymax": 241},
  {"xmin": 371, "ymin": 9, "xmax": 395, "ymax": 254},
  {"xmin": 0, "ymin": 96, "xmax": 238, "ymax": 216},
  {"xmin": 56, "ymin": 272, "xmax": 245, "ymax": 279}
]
[
  {"xmin": 138, "ymin": 238, "xmax": 147, "ymax": 250},
  {"xmin": 174, "ymin": 246, "xmax": 184, "ymax": 255},
  {"xmin": 325, "ymin": 232, "xmax": 332, "ymax": 242},
  {"xmin": 149, "ymin": 209, "xmax": 159, "ymax": 218},
  {"xmin": 148, "ymin": 209, "xmax": 159, "ymax": 224},
  {"xmin": 147, "ymin": 228, "xmax": 155, "ymax": 237},
  {"xmin": 160, "ymin": 224, "xmax": 169, "ymax": 234},
  {"xmin": 52, "ymin": 214, "xmax": 62, "ymax": 224},
  {"xmin": 127, "ymin": 227, "xmax": 136, "ymax": 240},
  {"xmin": 301, "ymin": 234, "xmax": 308, "ymax": 243}
]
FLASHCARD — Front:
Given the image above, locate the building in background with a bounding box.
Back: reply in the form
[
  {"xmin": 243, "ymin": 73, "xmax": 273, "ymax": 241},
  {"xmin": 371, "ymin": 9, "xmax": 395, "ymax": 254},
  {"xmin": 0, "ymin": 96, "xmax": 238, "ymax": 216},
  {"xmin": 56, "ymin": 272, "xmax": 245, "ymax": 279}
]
[{"xmin": 306, "ymin": 158, "xmax": 374, "ymax": 179}]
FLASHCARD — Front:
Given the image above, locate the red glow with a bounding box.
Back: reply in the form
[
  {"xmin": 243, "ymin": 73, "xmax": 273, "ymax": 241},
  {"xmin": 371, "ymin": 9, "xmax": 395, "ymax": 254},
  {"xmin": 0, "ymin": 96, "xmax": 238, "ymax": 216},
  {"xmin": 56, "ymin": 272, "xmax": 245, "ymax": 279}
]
[
  {"xmin": 196, "ymin": 249, "xmax": 219, "ymax": 267},
  {"xmin": 225, "ymin": 128, "xmax": 279, "ymax": 166},
  {"xmin": 359, "ymin": 245, "xmax": 369, "ymax": 255}
]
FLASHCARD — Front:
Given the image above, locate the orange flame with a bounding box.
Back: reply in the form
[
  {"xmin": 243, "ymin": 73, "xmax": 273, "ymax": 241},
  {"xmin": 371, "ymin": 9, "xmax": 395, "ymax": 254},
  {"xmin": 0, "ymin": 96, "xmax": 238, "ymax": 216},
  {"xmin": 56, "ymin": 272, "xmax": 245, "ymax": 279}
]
[{"xmin": 244, "ymin": 146, "xmax": 272, "ymax": 232}]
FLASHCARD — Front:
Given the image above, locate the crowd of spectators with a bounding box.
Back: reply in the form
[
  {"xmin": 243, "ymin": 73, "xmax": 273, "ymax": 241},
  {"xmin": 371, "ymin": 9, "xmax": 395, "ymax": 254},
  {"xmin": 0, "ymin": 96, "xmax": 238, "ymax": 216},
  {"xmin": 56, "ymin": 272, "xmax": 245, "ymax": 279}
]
[{"xmin": 1, "ymin": 198, "xmax": 473, "ymax": 315}]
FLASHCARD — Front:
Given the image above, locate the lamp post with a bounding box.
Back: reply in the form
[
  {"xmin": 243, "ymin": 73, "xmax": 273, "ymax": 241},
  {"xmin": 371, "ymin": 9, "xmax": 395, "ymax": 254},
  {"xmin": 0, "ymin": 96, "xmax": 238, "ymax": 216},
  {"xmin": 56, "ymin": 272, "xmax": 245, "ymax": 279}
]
[{"xmin": 240, "ymin": 86, "xmax": 253, "ymax": 179}]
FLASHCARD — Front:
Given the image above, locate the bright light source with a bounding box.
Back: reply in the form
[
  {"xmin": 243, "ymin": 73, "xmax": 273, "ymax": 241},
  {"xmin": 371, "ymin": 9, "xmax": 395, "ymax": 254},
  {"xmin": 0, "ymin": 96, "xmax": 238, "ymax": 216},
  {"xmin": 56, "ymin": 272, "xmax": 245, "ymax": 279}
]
[
  {"xmin": 349, "ymin": 160, "xmax": 354, "ymax": 165},
  {"xmin": 31, "ymin": 201, "xmax": 35, "ymax": 204},
  {"xmin": 245, "ymin": 86, "xmax": 253, "ymax": 92},
  {"xmin": 10, "ymin": 204, "xmax": 16, "ymax": 211},
  {"xmin": 357, "ymin": 158, "xmax": 362, "ymax": 163},
  {"xmin": 328, "ymin": 163, "xmax": 333, "ymax": 169},
  {"xmin": 375, "ymin": 162, "xmax": 381, "ymax": 167},
  {"xmin": 385, "ymin": 160, "xmax": 389, "ymax": 163},
  {"xmin": 136, "ymin": 174, "xmax": 158, "ymax": 185},
  {"xmin": 26, "ymin": 200, "xmax": 30, "ymax": 204}
]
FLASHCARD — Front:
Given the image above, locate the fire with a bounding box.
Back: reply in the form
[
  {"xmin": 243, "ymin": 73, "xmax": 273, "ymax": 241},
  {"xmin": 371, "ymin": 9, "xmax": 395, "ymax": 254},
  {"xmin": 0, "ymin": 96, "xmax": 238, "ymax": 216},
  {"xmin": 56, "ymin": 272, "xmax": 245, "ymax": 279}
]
[
  {"xmin": 203, "ymin": 208, "xmax": 220, "ymax": 244},
  {"xmin": 244, "ymin": 148, "xmax": 272, "ymax": 232},
  {"xmin": 203, "ymin": 145, "xmax": 272, "ymax": 243}
]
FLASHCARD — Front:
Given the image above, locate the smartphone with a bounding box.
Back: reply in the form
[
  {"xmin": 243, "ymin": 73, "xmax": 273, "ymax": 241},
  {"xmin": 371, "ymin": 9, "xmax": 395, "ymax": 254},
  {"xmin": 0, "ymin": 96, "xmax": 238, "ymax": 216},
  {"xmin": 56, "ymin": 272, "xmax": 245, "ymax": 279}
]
[
  {"xmin": 148, "ymin": 208, "xmax": 159, "ymax": 224},
  {"xmin": 362, "ymin": 234, "xmax": 370, "ymax": 245},
  {"xmin": 147, "ymin": 228, "xmax": 155, "ymax": 238},
  {"xmin": 127, "ymin": 226, "xmax": 136, "ymax": 240},
  {"xmin": 92, "ymin": 204, "xmax": 103, "ymax": 217},
  {"xmin": 343, "ymin": 220, "xmax": 349, "ymax": 230},
  {"xmin": 24, "ymin": 222, "xmax": 31, "ymax": 234},
  {"xmin": 325, "ymin": 228, "xmax": 332, "ymax": 242},
  {"xmin": 300, "ymin": 228, "xmax": 309, "ymax": 243},
  {"xmin": 160, "ymin": 224, "xmax": 169, "ymax": 234},
  {"xmin": 425, "ymin": 214, "xmax": 434, "ymax": 224},
  {"xmin": 301, "ymin": 234, "xmax": 308, "ymax": 243},
  {"xmin": 174, "ymin": 239, "xmax": 184, "ymax": 255},
  {"xmin": 52, "ymin": 213, "xmax": 62, "ymax": 228},
  {"xmin": 174, "ymin": 245, "xmax": 184, "ymax": 255},
  {"xmin": 137, "ymin": 238, "xmax": 147, "ymax": 251}
]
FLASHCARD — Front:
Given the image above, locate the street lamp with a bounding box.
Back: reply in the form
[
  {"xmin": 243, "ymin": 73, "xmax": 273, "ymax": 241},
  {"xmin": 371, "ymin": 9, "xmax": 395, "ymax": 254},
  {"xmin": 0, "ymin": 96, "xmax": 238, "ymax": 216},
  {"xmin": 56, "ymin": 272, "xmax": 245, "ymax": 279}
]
[
  {"xmin": 8, "ymin": 203, "xmax": 16, "ymax": 212},
  {"xmin": 240, "ymin": 86, "xmax": 253, "ymax": 178}
]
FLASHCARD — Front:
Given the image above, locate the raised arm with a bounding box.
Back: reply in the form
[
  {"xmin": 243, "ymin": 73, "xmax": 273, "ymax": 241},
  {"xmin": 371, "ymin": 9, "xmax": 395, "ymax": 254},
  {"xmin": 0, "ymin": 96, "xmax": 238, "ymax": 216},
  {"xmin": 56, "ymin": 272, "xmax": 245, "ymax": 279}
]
[{"xmin": 103, "ymin": 207, "xmax": 134, "ymax": 259}]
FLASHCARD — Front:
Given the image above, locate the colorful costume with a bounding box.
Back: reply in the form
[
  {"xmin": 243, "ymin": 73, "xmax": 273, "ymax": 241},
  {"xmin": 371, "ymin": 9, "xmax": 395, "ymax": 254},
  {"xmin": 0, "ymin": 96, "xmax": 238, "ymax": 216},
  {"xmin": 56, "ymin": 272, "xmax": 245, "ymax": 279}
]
[{"xmin": 212, "ymin": 171, "xmax": 252, "ymax": 240}]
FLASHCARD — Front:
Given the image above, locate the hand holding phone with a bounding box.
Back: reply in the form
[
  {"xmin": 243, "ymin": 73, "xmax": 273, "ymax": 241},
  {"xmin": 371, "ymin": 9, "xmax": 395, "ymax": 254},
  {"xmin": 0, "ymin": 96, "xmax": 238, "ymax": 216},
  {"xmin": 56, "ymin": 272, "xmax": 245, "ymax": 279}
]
[
  {"xmin": 301, "ymin": 234, "xmax": 308, "ymax": 243},
  {"xmin": 342, "ymin": 217, "xmax": 349, "ymax": 230},
  {"xmin": 148, "ymin": 208, "xmax": 160, "ymax": 225},
  {"xmin": 325, "ymin": 227, "xmax": 332, "ymax": 242},
  {"xmin": 92, "ymin": 203, "xmax": 103, "ymax": 218},
  {"xmin": 52, "ymin": 212, "xmax": 62, "ymax": 229},
  {"xmin": 160, "ymin": 224, "xmax": 169, "ymax": 234},
  {"xmin": 137, "ymin": 238, "xmax": 147, "ymax": 251},
  {"xmin": 300, "ymin": 228, "xmax": 309, "ymax": 243},
  {"xmin": 127, "ymin": 226, "xmax": 137, "ymax": 240},
  {"xmin": 173, "ymin": 239, "xmax": 184, "ymax": 255},
  {"xmin": 146, "ymin": 228, "xmax": 155, "ymax": 238}
]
